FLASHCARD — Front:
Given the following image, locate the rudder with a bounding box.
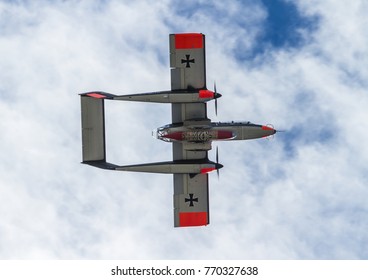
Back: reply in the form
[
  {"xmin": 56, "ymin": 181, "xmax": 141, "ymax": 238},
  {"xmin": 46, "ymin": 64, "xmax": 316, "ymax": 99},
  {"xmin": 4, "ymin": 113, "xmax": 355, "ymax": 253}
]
[{"xmin": 80, "ymin": 95, "xmax": 106, "ymax": 162}]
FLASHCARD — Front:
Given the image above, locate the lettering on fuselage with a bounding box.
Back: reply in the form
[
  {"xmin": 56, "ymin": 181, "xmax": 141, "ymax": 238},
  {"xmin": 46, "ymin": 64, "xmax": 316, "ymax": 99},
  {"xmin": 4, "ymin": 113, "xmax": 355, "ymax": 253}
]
[{"xmin": 183, "ymin": 131, "xmax": 213, "ymax": 142}]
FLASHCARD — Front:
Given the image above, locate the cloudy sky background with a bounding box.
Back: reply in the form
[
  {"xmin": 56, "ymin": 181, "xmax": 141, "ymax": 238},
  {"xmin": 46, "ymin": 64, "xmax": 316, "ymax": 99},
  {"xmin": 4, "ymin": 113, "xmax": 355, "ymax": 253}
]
[{"xmin": 0, "ymin": 0, "xmax": 367, "ymax": 259}]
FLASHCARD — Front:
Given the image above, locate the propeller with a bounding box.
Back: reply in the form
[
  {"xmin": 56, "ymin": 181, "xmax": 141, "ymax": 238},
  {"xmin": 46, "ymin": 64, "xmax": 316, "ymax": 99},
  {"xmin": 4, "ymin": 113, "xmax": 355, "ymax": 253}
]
[
  {"xmin": 215, "ymin": 146, "xmax": 223, "ymax": 178},
  {"xmin": 213, "ymin": 82, "xmax": 222, "ymax": 116}
]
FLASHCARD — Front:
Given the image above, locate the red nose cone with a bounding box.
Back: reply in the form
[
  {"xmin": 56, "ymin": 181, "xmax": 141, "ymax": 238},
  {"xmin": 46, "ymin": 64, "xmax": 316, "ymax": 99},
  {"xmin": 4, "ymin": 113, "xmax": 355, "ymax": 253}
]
[
  {"xmin": 261, "ymin": 125, "xmax": 276, "ymax": 137},
  {"xmin": 217, "ymin": 130, "xmax": 234, "ymax": 139},
  {"xmin": 199, "ymin": 90, "xmax": 215, "ymax": 99},
  {"xmin": 164, "ymin": 132, "xmax": 184, "ymax": 141},
  {"xmin": 262, "ymin": 125, "xmax": 274, "ymax": 131}
]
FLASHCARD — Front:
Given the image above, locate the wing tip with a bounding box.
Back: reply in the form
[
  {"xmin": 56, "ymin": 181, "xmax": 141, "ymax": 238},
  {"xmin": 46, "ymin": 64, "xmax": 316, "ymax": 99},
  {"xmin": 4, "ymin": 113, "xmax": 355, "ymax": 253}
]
[
  {"xmin": 177, "ymin": 212, "xmax": 209, "ymax": 227},
  {"xmin": 173, "ymin": 33, "xmax": 204, "ymax": 49}
]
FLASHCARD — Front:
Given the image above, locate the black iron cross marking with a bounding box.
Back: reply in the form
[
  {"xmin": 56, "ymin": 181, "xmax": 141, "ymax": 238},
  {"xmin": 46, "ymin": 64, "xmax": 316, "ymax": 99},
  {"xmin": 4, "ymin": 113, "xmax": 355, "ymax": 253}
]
[
  {"xmin": 181, "ymin": 54, "xmax": 195, "ymax": 68},
  {"xmin": 185, "ymin": 193, "xmax": 198, "ymax": 207}
]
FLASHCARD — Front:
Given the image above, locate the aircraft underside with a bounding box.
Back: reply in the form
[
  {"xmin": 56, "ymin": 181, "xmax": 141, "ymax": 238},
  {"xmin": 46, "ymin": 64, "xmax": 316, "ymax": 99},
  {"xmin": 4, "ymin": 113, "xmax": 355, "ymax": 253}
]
[{"xmin": 79, "ymin": 33, "xmax": 277, "ymax": 227}]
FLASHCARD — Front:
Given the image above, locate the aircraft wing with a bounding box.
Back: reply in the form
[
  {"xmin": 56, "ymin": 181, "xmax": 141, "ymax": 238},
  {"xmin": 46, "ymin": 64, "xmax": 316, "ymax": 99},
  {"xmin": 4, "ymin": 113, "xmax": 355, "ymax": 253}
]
[
  {"xmin": 170, "ymin": 33, "xmax": 208, "ymax": 124},
  {"xmin": 170, "ymin": 33, "xmax": 206, "ymax": 90},
  {"xmin": 172, "ymin": 137, "xmax": 210, "ymax": 227},
  {"xmin": 173, "ymin": 172, "xmax": 209, "ymax": 227},
  {"xmin": 170, "ymin": 33, "xmax": 210, "ymax": 227}
]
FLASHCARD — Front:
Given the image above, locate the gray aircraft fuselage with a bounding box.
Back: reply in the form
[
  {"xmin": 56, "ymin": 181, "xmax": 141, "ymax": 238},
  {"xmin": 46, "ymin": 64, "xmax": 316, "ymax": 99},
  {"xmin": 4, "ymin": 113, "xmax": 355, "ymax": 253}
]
[{"xmin": 155, "ymin": 121, "xmax": 275, "ymax": 145}]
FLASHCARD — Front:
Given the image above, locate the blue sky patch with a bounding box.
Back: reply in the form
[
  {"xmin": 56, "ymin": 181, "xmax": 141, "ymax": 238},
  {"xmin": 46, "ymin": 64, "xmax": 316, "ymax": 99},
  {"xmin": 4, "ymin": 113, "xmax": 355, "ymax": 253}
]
[{"xmin": 258, "ymin": 0, "xmax": 319, "ymax": 51}]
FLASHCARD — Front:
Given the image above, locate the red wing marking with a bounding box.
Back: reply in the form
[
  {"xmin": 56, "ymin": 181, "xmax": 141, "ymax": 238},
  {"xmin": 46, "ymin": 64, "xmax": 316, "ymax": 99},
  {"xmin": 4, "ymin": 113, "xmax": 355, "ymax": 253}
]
[
  {"xmin": 175, "ymin": 33, "xmax": 203, "ymax": 49},
  {"xmin": 179, "ymin": 212, "xmax": 208, "ymax": 227},
  {"xmin": 86, "ymin": 93, "xmax": 106, "ymax": 99}
]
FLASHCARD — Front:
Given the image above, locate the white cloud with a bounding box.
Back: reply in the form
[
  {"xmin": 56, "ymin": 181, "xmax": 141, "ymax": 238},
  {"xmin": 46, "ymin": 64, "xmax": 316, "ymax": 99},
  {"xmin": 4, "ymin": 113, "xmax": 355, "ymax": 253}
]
[{"xmin": 0, "ymin": 0, "xmax": 367, "ymax": 259}]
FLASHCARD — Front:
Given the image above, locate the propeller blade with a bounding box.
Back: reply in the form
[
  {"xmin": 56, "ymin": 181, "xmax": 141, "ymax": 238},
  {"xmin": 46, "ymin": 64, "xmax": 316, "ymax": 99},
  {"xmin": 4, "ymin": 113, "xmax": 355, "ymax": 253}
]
[
  {"xmin": 215, "ymin": 98, "xmax": 218, "ymax": 116},
  {"xmin": 214, "ymin": 81, "xmax": 220, "ymax": 116},
  {"xmin": 216, "ymin": 146, "xmax": 220, "ymax": 179}
]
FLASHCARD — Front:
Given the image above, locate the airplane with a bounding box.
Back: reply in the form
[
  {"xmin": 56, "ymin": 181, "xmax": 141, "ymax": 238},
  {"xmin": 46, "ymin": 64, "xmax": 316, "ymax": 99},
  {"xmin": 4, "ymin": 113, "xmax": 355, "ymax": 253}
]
[{"xmin": 80, "ymin": 33, "xmax": 277, "ymax": 227}]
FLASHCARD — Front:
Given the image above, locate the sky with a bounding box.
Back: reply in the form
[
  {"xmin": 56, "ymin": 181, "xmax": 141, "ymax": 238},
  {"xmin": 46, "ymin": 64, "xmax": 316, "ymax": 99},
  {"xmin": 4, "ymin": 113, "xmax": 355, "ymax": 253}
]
[{"xmin": 0, "ymin": 0, "xmax": 367, "ymax": 259}]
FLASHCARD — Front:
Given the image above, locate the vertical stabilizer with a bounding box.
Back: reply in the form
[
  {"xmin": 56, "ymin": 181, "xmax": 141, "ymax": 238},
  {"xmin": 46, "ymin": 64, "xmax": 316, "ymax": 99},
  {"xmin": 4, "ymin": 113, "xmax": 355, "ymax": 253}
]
[{"xmin": 80, "ymin": 95, "xmax": 106, "ymax": 162}]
